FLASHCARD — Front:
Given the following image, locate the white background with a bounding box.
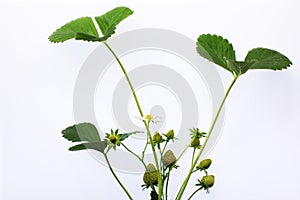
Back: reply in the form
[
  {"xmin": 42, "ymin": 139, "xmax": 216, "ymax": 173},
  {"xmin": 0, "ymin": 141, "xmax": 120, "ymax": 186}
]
[{"xmin": 1, "ymin": 0, "xmax": 300, "ymax": 199}]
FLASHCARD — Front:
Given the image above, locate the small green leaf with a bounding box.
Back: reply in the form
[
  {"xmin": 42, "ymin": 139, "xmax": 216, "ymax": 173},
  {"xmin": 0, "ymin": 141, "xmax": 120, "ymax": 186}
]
[
  {"xmin": 150, "ymin": 190, "xmax": 158, "ymax": 200},
  {"xmin": 69, "ymin": 141, "xmax": 107, "ymax": 153},
  {"xmin": 48, "ymin": 17, "xmax": 99, "ymax": 43},
  {"xmin": 62, "ymin": 123, "xmax": 101, "ymax": 142},
  {"xmin": 95, "ymin": 7, "xmax": 133, "ymax": 39},
  {"xmin": 245, "ymin": 48, "xmax": 292, "ymax": 70},
  {"xmin": 119, "ymin": 130, "xmax": 142, "ymax": 141},
  {"xmin": 225, "ymin": 59, "xmax": 257, "ymax": 75},
  {"xmin": 196, "ymin": 34, "xmax": 236, "ymax": 72}
]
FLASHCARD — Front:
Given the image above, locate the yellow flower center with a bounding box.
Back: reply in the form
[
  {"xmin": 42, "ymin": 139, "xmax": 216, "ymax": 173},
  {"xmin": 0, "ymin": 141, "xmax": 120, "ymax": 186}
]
[{"xmin": 144, "ymin": 114, "xmax": 152, "ymax": 121}]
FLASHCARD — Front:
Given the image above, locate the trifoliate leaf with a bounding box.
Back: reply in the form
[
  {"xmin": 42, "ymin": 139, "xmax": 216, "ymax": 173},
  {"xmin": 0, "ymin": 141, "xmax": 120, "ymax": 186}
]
[
  {"xmin": 95, "ymin": 7, "xmax": 133, "ymax": 39},
  {"xmin": 225, "ymin": 59, "xmax": 257, "ymax": 75},
  {"xmin": 48, "ymin": 7, "xmax": 133, "ymax": 43},
  {"xmin": 197, "ymin": 34, "xmax": 236, "ymax": 73},
  {"xmin": 62, "ymin": 123, "xmax": 101, "ymax": 142},
  {"xmin": 69, "ymin": 141, "xmax": 107, "ymax": 153},
  {"xmin": 48, "ymin": 17, "xmax": 99, "ymax": 43},
  {"xmin": 245, "ymin": 48, "xmax": 292, "ymax": 70}
]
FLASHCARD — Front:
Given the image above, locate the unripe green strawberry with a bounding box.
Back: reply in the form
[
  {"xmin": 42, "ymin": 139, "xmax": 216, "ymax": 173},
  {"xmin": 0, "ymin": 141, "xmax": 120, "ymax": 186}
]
[
  {"xmin": 153, "ymin": 132, "xmax": 163, "ymax": 143},
  {"xmin": 143, "ymin": 164, "xmax": 158, "ymax": 186},
  {"xmin": 162, "ymin": 150, "xmax": 176, "ymax": 167},
  {"xmin": 201, "ymin": 175, "xmax": 215, "ymax": 189},
  {"xmin": 166, "ymin": 130, "xmax": 174, "ymax": 140},
  {"xmin": 190, "ymin": 137, "xmax": 200, "ymax": 147},
  {"xmin": 197, "ymin": 158, "xmax": 212, "ymax": 170}
]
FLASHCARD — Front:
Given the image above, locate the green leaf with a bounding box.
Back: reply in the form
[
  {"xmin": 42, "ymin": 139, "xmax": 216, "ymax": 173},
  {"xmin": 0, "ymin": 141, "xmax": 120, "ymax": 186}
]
[
  {"xmin": 48, "ymin": 17, "xmax": 99, "ymax": 43},
  {"xmin": 196, "ymin": 34, "xmax": 236, "ymax": 72},
  {"xmin": 119, "ymin": 130, "xmax": 142, "ymax": 141},
  {"xmin": 225, "ymin": 59, "xmax": 257, "ymax": 75},
  {"xmin": 69, "ymin": 141, "xmax": 107, "ymax": 153},
  {"xmin": 245, "ymin": 48, "xmax": 292, "ymax": 70},
  {"xmin": 62, "ymin": 123, "xmax": 101, "ymax": 142},
  {"xmin": 150, "ymin": 190, "xmax": 158, "ymax": 200},
  {"xmin": 95, "ymin": 6, "xmax": 133, "ymax": 39}
]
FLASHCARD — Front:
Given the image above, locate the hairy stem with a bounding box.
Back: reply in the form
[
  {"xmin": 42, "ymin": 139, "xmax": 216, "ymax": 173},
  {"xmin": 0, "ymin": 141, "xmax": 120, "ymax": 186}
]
[
  {"xmin": 103, "ymin": 41, "xmax": 163, "ymax": 200},
  {"xmin": 104, "ymin": 154, "xmax": 133, "ymax": 200},
  {"xmin": 176, "ymin": 76, "xmax": 239, "ymax": 199}
]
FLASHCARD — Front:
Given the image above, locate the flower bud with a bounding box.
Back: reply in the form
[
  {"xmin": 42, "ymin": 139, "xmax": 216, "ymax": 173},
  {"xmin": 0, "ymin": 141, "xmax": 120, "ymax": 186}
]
[
  {"xmin": 197, "ymin": 159, "xmax": 212, "ymax": 170},
  {"xmin": 153, "ymin": 132, "xmax": 163, "ymax": 143},
  {"xmin": 162, "ymin": 150, "xmax": 176, "ymax": 167},
  {"xmin": 166, "ymin": 130, "xmax": 174, "ymax": 140},
  {"xmin": 143, "ymin": 164, "xmax": 158, "ymax": 186},
  {"xmin": 190, "ymin": 137, "xmax": 200, "ymax": 147},
  {"xmin": 201, "ymin": 175, "xmax": 215, "ymax": 189}
]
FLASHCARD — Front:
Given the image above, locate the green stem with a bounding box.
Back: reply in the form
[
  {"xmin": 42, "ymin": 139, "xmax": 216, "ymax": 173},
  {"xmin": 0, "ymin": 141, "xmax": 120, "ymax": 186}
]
[
  {"xmin": 165, "ymin": 168, "xmax": 171, "ymax": 200},
  {"xmin": 187, "ymin": 188, "xmax": 202, "ymax": 200},
  {"xmin": 141, "ymin": 137, "xmax": 149, "ymax": 160},
  {"xmin": 104, "ymin": 154, "xmax": 133, "ymax": 200},
  {"xmin": 144, "ymin": 122, "xmax": 163, "ymax": 199},
  {"xmin": 103, "ymin": 41, "xmax": 163, "ymax": 200},
  {"xmin": 191, "ymin": 148, "xmax": 196, "ymax": 166},
  {"xmin": 103, "ymin": 41, "xmax": 144, "ymax": 117},
  {"xmin": 176, "ymin": 76, "xmax": 239, "ymax": 200},
  {"xmin": 122, "ymin": 144, "xmax": 156, "ymax": 191},
  {"xmin": 161, "ymin": 141, "xmax": 168, "ymax": 155}
]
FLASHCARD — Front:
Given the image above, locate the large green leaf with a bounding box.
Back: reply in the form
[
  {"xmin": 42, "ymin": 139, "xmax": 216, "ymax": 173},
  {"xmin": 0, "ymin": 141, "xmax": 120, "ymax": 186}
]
[
  {"xmin": 48, "ymin": 7, "xmax": 133, "ymax": 43},
  {"xmin": 196, "ymin": 34, "xmax": 236, "ymax": 72},
  {"xmin": 48, "ymin": 17, "xmax": 99, "ymax": 43},
  {"xmin": 94, "ymin": 7, "xmax": 133, "ymax": 39},
  {"xmin": 245, "ymin": 48, "xmax": 292, "ymax": 70},
  {"xmin": 62, "ymin": 123, "xmax": 101, "ymax": 142},
  {"xmin": 69, "ymin": 141, "xmax": 107, "ymax": 153}
]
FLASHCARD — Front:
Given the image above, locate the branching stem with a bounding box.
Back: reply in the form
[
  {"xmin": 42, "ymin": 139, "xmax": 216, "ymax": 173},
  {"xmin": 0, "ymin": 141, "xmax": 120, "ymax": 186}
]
[
  {"xmin": 103, "ymin": 41, "xmax": 163, "ymax": 200},
  {"xmin": 176, "ymin": 75, "xmax": 239, "ymax": 199}
]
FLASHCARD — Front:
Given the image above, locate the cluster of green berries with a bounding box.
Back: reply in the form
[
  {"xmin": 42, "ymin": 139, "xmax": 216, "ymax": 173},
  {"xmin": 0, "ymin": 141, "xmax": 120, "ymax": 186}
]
[
  {"xmin": 143, "ymin": 149, "xmax": 177, "ymax": 186},
  {"xmin": 143, "ymin": 130, "xmax": 177, "ymax": 187},
  {"xmin": 152, "ymin": 129, "xmax": 175, "ymax": 144},
  {"xmin": 196, "ymin": 158, "xmax": 215, "ymax": 192}
]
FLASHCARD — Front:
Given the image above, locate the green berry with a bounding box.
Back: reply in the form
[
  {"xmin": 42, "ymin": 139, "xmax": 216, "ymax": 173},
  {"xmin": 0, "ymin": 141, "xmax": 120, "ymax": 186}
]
[
  {"xmin": 166, "ymin": 130, "xmax": 174, "ymax": 140},
  {"xmin": 143, "ymin": 164, "xmax": 158, "ymax": 186},
  {"xmin": 153, "ymin": 132, "xmax": 163, "ymax": 143},
  {"xmin": 197, "ymin": 158, "xmax": 212, "ymax": 170},
  {"xmin": 190, "ymin": 137, "xmax": 200, "ymax": 147},
  {"xmin": 108, "ymin": 134, "xmax": 120, "ymax": 146},
  {"xmin": 162, "ymin": 150, "xmax": 176, "ymax": 167},
  {"xmin": 201, "ymin": 175, "xmax": 215, "ymax": 189}
]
